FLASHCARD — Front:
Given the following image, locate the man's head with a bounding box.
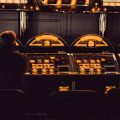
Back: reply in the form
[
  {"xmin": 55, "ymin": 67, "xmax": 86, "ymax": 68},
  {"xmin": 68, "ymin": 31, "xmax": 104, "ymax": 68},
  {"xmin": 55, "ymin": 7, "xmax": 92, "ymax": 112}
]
[{"xmin": 0, "ymin": 31, "xmax": 16, "ymax": 49}]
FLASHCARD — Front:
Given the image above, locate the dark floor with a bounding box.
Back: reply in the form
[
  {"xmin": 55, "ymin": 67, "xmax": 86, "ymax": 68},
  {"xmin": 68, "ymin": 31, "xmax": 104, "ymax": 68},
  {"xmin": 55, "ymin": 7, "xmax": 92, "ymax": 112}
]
[{"xmin": 25, "ymin": 111, "xmax": 120, "ymax": 120}]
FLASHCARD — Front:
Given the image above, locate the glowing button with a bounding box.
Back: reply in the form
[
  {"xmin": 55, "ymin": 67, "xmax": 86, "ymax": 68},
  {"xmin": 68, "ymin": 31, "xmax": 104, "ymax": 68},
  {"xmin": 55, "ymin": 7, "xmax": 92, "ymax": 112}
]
[
  {"xmin": 83, "ymin": 60, "xmax": 88, "ymax": 63},
  {"xmin": 101, "ymin": 58, "xmax": 106, "ymax": 61},
  {"xmin": 42, "ymin": 68, "xmax": 47, "ymax": 73},
  {"xmin": 90, "ymin": 59, "xmax": 95, "ymax": 63},
  {"xmin": 76, "ymin": 60, "xmax": 82, "ymax": 63},
  {"xmin": 50, "ymin": 57, "xmax": 55, "ymax": 59},
  {"xmin": 44, "ymin": 59, "xmax": 49, "ymax": 63},
  {"xmin": 96, "ymin": 59, "xmax": 100, "ymax": 63},
  {"xmin": 30, "ymin": 60, "xmax": 35, "ymax": 63}
]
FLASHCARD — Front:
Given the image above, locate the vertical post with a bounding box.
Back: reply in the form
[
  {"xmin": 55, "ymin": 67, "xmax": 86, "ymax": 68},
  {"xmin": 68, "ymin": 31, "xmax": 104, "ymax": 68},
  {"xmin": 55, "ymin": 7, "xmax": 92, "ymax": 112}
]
[
  {"xmin": 99, "ymin": 13, "xmax": 107, "ymax": 36},
  {"xmin": 19, "ymin": 11, "xmax": 27, "ymax": 43},
  {"xmin": 72, "ymin": 81, "xmax": 76, "ymax": 90}
]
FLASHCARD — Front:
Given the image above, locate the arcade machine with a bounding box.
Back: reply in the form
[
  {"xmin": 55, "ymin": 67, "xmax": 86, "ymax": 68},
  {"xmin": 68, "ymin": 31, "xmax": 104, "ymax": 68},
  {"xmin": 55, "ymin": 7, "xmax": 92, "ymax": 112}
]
[
  {"xmin": 70, "ymin": 34, "xmax": 120, "ymax": 93},
  {"xmin": 25, "ymin": 33, "xmax": 120, "ymax": 113},
  {"xmin": 25, "ymin": 33, "xmax": 70, "ymax": 75},
  {"xmin": 25, "ymin": 33, "xmax": 71, "ymax": 112}
]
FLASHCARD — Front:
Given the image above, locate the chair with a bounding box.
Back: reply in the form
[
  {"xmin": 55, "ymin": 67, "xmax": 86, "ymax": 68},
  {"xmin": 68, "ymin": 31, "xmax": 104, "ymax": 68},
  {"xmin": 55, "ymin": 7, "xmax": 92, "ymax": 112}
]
[
  {"xmin": 47, "ymin": 90, "xmax": 100, "ymax": 120},
  {"xmin": 0, "ymin": 89, "xmax": 25, "ymax": 120},
  {"xmin": 105, "ymin": 88, "xmax": 120, "ymax": 117}
]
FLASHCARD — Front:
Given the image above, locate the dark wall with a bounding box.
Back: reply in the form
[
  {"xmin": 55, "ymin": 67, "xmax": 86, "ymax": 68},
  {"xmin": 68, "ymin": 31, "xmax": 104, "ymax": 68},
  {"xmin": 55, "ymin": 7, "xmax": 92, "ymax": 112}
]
[
  {"xmin": 0, "ymin": 11, "xmax": 19, "ymax": 38},
  {"xmin": 67, "ymin": 13, "xmax": 99, "ymax": 45},
  {"xmin": 106, "ymin": 14, "xmax": 120, "ymax": 51},
  {"xmin": 26, "ymin": 12, "xmax": 67, "ymax": 44},
  {"xmin": 0, "ymin": 12, "xmax": 120, "ymax": 50},
  {"xmin": 26, "ymin": 13, "xmax": 99, "ymax": 46}
]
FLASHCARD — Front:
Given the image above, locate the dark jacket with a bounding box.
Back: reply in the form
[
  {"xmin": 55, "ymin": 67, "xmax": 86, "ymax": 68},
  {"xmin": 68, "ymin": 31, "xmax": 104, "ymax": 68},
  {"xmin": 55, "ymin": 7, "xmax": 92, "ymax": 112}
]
[{"xmin": 0, "ymin": 49, "xmax": 27, "ymax": 90}]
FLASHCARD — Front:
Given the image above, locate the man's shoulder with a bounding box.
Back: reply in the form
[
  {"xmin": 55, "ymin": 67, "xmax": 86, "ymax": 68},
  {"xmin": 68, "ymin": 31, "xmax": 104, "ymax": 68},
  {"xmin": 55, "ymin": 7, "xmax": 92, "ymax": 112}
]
[{"xmin": 13, "ymin": 51, "xmax": 27, "ymax": 61}]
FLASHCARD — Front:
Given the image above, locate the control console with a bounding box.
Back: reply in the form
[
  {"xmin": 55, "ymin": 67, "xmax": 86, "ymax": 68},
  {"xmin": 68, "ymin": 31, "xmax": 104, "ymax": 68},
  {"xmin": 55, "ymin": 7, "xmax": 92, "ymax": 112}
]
[
  {"xmin": 26, "ymin": 53, "xmax": 71, "ymax": 75},
  {"xmin": 26, "ymin": 53, "xmax": 119, "ymax": 75},
  {"xmin": 73, "ymin": 53, "xmax": 119, "ymax": 74}
]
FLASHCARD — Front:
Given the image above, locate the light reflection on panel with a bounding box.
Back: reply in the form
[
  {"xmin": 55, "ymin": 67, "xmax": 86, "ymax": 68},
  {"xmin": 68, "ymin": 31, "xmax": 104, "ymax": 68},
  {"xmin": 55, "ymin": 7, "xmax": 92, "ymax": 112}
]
[{"xmin": 16, "ymin": 39, "xmax": 22, "ymax": 47}]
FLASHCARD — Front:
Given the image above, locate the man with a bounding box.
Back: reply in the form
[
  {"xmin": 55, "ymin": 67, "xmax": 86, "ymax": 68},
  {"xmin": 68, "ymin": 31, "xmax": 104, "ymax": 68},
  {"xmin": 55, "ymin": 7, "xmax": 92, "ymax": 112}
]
[{"xmin": 0, "ymin": 31, "xmax": 27, "ymax": 90}]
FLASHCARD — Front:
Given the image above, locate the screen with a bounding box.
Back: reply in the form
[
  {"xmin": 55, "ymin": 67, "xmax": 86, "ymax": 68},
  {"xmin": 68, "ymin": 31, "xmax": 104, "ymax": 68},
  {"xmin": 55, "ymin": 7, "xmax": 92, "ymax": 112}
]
[{"xmin": 58, "ymin": 66, "xmax": 69, "ymax": 72}]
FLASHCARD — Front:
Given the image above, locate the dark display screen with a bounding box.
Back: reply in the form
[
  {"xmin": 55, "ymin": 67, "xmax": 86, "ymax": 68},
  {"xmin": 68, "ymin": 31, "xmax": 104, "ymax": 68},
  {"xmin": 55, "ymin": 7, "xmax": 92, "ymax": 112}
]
[{"xmin": 58, "ymin": 66, "xmax": 69, "ymax": 72}]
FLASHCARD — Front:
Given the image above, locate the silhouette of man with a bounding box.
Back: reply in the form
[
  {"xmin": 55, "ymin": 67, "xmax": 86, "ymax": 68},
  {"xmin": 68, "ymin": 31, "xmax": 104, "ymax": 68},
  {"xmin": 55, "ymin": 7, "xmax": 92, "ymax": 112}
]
[{"xmin": 0, "ymin": 31, "xmax": 27, "ymax": 90}]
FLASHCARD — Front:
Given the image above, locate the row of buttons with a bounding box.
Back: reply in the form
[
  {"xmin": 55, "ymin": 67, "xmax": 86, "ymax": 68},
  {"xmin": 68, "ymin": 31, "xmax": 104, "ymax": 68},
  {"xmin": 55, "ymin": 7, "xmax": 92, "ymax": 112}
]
[
  {"xmin": 32, "ymin": 64, "xmax": 55, "ymax": 69},
  {"xmin": 76, "ymin": 58, "xmax": 106, "ymax": 64}
]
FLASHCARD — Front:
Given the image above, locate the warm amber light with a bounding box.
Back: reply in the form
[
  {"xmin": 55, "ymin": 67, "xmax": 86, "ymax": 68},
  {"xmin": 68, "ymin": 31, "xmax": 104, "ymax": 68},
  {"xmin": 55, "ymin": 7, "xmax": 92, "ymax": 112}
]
[
  {"xmin": 105, "ymin": 86, "xmax": 116, "ymax": 94},
  {"xmin": 103, "ymin": 8, "xmax": 107, "ymax": 12},
  {"xmin": 1, "ymin": 5, "xmax": 5, "ymax": 8},
  {"xmin": 59, "ymin": 86, "xmax": 69, "ymax": 91},
  {"xmin": 87, "ymin": 41, "xmax": 95, "ymax": 47},
  {"xmin": 14, "ymin": 0, "xmax": 20, "ymax": 3},
  {"xmin": 71, "ymin": 0, "xmax": 77, "ymax": 9},
  {"xmin": 85, "ymin": 0, "xmax": 90, "ymax": 5},
  {"xmin": 28, "ymin": 34, "xmax": 64, "ymax": 47},
  {"xmin": 7, "ymin": 0, "xmax": 13, "ymax": 3},
  {"xmin": 103, "ymin": 1, "xmax": 120, "ymax": 6},
  {"xmin": 74, "ymin": 35, "xmax": 108, "ymax": 47},
  {"xmin": 36, "ymin": 6, "xmax": 40, "ymax": 11},
  {"xmin": 109, "ymin": 2, "xmax": 115, "ymax": 6},
  {"xmin": 95, "ymin": 2, "xmax": 98, "ymax": 6},
  {"xmin": 56, "ymin": 0, "xmax": 62, "ymax": 9},
  {"xmin": 97, "ymin": 8, "xmax": 100, "ymax": 11},
  {"xmin": 0, "ymin": 0, "xmax": 27, "ymax": 3},
  {"xmin": 43, "ymin": 0, "xmax": 48, "ymax": 5},
  {"xmin": 91, "ymin": 8, "xmax": 95, "ymax": 13},
  {"xmin": 23, "ymin": 5, "xmax": 26, "ymax": 9},
  {"xmin": 116, "ymin": 3, "xmax": 120, "ymax": 6},
  {"xmin": 30, "ymin": 6, "xmax": 33, "ymax": 10},
  {"xmin": 0, "ymin": 0, "xmax": 6, "ymax": 3}
]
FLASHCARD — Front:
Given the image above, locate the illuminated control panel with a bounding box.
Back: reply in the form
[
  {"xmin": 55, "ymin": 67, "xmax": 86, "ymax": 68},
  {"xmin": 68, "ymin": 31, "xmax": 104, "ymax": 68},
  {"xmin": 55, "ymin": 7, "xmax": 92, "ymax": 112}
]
[
  {"xmin": 26, "ymin": 53, "xmax": 119, "ymax": 75},
  {"xmin": 74, "ymin": 53, "xmax": 119, "ymax": 74},
  {"xmin": 41, "ymin": 0, "xmax": 89, "ymax": 5},
  {"xmin": 103, "ymin": 0, "xmax": 120, "ymax": 12},
  {"xmin": 103, "ymin": 0, "xmax": 120, "ymax": 6},
  {"xmin": 71, "ymin": 34, "xmax": 119, "ymax": 74},
  {"xmin": 40, "ymin": 0, "xmax": 90, "ymax": 12},
  {"xmin": 0, "ymin": 0, "xmax": 27, "ymax": 4},
  {"xmin": 26, "ymin": 53, "xmax": 71, "ymax": 75},
  {"xmin": 0, "ymin": 0, "xmax": 37, "ymax": 11}
]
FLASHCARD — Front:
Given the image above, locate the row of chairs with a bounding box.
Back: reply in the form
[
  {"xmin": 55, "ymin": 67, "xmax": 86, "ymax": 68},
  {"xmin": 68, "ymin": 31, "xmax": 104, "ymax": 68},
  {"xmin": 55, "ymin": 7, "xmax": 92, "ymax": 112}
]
[
  {"xmin": 0, "ymin": 89, "xmax": 120, "ymax": 120},
  {"xmin": 47, "ymin": 89, "xmax": 120, "ymax": 120},
  {"xmin": 0, "ymin": 89, "xmax": 25, "ymax": 120}
]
